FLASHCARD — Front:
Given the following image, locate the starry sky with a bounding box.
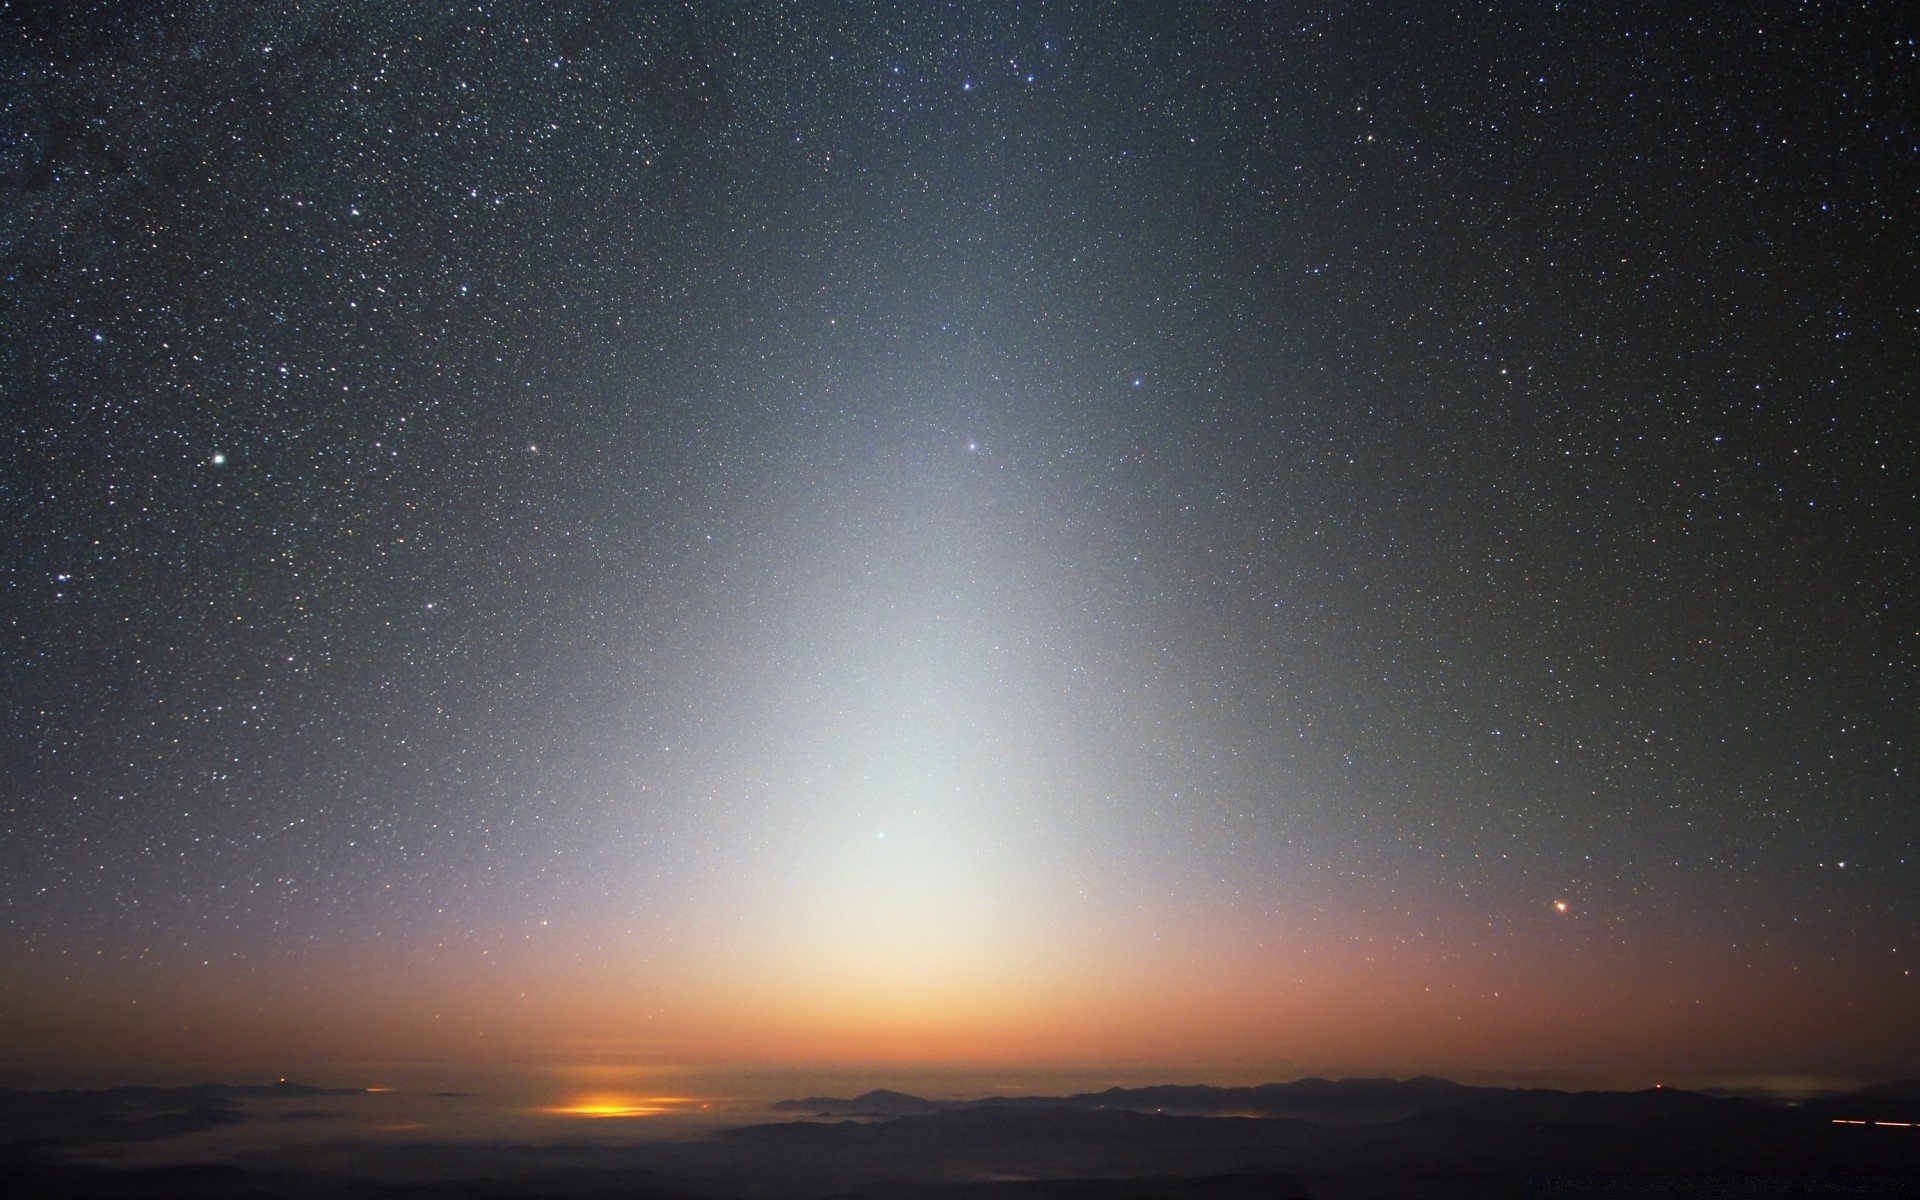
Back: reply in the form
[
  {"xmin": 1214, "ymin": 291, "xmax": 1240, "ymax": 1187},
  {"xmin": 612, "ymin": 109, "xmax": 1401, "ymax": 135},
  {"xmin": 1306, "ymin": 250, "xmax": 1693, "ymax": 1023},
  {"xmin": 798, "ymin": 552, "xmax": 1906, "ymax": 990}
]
[{"xmin": 2, "ymin": 2, "xmax": 1915, "ymax": 1082}]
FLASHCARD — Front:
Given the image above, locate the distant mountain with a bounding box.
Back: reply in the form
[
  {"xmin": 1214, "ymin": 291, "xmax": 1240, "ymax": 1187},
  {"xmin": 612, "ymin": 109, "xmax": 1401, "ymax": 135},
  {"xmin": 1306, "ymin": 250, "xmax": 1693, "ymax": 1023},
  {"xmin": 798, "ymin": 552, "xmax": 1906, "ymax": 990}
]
[
  {"xmin": 5, "ymin": 1076, "xmax": 1919, "ymax": 1199},
  {"xmin": 730, "ymin": 1090, "xmax": 1920, "ymax": 1191},
  {"xmin": 773, "ymin": 1076, "xmax": 1497, "ymax": 1124},
  {"xmin": 1054, "ymin": 1076, "xmax": 1489, "ymax": 1122},
  {"xmin": 1410, "ymin": 1085, "xmax": 1779, "ymax": 1129},
  {"xmin": 0, "ymin": 1085, "xmax": 242, "ymax": 1143},
  {"xmin": 771, "ymin": 1087, "xmax": 948, "ymax": 1116},
  {"xmin": 771, "ymin": 1075, "xmax": 1920, "ymax": 1131},
  {"xmin": 180, "ymin": 1081, "xmax": 364, "ymax": 1098},
  {"xmin": 0, "ymin": 1081, "xmax": 362, "ymax": 1145}
]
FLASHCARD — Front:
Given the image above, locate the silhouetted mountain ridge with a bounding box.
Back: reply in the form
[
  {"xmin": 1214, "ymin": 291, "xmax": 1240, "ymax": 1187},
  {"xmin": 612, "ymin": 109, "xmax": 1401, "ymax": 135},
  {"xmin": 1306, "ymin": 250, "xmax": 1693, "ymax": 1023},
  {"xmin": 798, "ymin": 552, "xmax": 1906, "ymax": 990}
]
[
  {"xmin": 775, "ymin": 1076, "xmax": 1505, "ymax": 1123},
  {"xmin": 774, "ymin": 1087, "xmax": 948, "ymax": 1116},
  {"xmin": 3, "ymin": 1077, "xmax": 1917, "ymax": 1198},
  {"xmin": 0, "ymin": 1080, "xmax": 363, "ymax": 1145},
  {"xmin": 774, "ymin": 1074, "xmax": 1920, "ymax": 1132},
  {"xmin": 1409, "ymin": 1085, "xmax": 1784, "ymax": 1128}
]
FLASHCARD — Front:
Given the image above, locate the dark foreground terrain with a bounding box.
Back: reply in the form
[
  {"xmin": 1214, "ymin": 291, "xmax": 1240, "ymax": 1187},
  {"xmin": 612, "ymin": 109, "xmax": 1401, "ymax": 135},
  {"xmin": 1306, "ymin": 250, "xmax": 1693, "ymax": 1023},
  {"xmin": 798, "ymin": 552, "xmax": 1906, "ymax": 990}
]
[{"xmin": 4, "ymin": 1077, "xmax": 1918, "ymax": 1199}]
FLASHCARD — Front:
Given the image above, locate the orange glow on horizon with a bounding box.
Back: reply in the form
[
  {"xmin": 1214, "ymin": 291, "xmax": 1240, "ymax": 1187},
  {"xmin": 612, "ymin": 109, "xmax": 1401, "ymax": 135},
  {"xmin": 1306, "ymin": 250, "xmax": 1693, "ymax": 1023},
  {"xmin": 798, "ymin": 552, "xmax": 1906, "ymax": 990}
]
[
  {"xmin": 4, "ymin": 912, "xmax": 1916, "ymax": 1078},
  {"xmin": 546, "ymin": 1093, "xmax": 701, "ymax": 1118}
]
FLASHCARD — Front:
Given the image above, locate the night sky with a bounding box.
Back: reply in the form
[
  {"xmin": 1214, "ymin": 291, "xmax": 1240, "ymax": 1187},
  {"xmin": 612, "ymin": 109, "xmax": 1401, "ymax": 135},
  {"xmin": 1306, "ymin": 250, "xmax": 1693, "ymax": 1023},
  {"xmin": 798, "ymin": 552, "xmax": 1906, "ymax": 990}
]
[{"xmin": 3, "ymin": 2, "xmax": 1915, "ymax": 1082}]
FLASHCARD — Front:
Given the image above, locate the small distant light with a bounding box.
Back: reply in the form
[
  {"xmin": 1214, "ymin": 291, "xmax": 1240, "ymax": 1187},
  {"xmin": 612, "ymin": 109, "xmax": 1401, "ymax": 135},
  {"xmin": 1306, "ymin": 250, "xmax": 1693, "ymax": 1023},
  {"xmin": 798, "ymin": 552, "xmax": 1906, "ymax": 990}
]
[
  {"xmin": 211, "ymin": 453, "xmax": 227, "ymax": 465},
  {"xmin": 1553, "ymin": 899, "xmax": 1568, "ymax": 913}
]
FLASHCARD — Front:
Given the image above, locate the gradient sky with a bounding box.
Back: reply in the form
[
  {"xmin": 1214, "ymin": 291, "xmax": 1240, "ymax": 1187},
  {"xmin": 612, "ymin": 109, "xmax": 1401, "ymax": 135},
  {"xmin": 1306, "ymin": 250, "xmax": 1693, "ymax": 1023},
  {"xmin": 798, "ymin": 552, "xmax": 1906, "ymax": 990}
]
[{"xmin": 3, "ymin": 2, "xmax": 1915, "ymax": 1083}]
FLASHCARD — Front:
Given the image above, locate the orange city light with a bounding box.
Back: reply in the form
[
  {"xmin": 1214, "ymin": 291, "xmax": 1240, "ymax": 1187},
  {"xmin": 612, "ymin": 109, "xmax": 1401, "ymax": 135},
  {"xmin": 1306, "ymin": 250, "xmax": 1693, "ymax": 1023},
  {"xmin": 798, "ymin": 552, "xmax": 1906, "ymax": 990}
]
[{"xmin": 546, "ymin": 1093, "xmax": 699, "ymax": 1118}]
